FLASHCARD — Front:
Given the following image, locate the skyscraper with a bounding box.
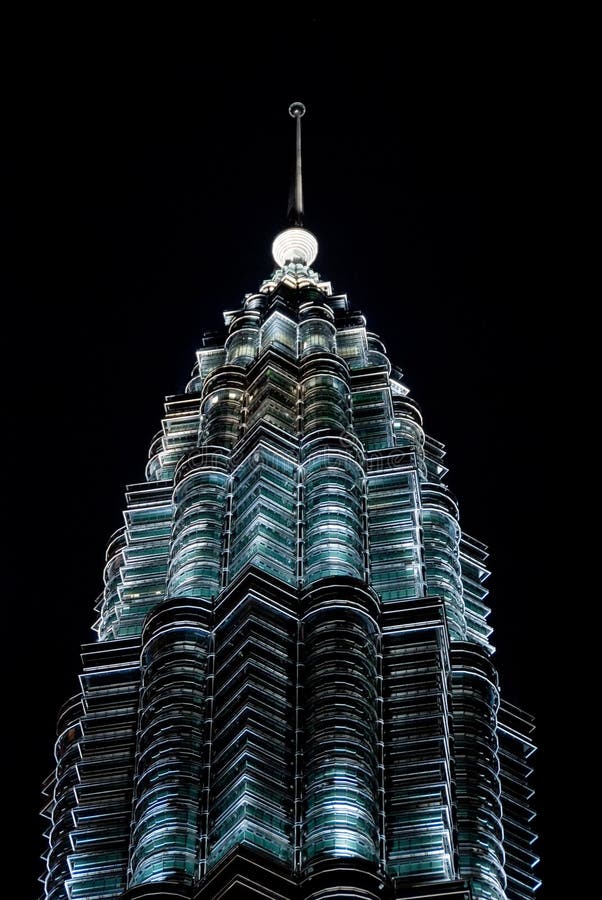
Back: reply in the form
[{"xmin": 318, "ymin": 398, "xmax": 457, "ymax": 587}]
[{"xmin": 41, "ymin": 105, "xmax": 539, "ymax": 900}]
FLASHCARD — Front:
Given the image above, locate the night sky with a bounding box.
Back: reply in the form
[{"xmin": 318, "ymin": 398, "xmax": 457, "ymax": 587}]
[{"xmin": 6, "ymin": 18, "xmax": 554, "ymax": 897}]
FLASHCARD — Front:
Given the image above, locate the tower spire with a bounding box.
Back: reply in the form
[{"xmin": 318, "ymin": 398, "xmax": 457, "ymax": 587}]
[
  {"xmin": 272, "ymin": 102, "xmax": 318, "ymax": 269},
  {"xmin": 287, "ymin": 101, "xmax": 305, "ymax": 226}
]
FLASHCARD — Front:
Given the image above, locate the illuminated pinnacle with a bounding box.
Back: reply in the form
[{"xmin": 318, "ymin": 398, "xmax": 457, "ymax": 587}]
[
  {"xmin": 288, "ymin": 101, "xmax": 305, "ymax": 226},
  {"xmin": 272, "ymin": 102, "xmax": 319, "ymax": 269}
]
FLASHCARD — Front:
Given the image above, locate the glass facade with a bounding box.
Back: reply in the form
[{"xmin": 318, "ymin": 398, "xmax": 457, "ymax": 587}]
[{"xmin": 41, "ymin": 223, "xmax": 539, "ymax": 897}]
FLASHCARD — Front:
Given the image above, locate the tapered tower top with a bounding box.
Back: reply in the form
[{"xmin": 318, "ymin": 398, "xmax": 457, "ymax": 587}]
[{"xmin": 272, "ymin": 102, "xmax": 318, "ymax": 268}]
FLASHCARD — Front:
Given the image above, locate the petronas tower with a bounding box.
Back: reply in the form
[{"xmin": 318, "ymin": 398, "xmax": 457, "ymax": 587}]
[{"xmin": 41, "ymin": 105, "xmax": 539, "ymax": 900}]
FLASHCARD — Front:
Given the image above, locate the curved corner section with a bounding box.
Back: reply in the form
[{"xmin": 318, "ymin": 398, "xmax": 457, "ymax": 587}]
[
  {"xmin": 301, "ymin": 580, "xmax": 381, "ymax": 873},
  {"xmin": 300, "ymin": 857, "xmax": 386, "ymax": 899},
  {"xmin": 451, "ymin": 642, "xmax": 506, "ymax": 900},
  {"xmin": 129, "ymin": 599, "xmax": 212, "ymax": 890}
]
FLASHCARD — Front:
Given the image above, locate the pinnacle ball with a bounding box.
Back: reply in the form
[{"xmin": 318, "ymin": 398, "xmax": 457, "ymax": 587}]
[{"xmin": 289, "ymin": 102, "xmax": 306, "ymax": 118}]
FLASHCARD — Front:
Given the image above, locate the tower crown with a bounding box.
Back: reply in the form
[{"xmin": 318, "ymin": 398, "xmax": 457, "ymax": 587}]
[{"xmin": 40, "ymin": 103, "xmax": 540, "ymax": 900}]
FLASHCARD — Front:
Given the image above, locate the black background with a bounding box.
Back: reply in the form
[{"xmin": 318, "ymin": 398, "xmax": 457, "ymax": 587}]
[{"xmin": 4, "ymin": 13, "xmax": 555, "ymax": 897}]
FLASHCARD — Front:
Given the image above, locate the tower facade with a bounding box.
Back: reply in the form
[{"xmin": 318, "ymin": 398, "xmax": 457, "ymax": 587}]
[{"xmin": 41, "ymin": 108, "xmax": 539, "ymax": 900}]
